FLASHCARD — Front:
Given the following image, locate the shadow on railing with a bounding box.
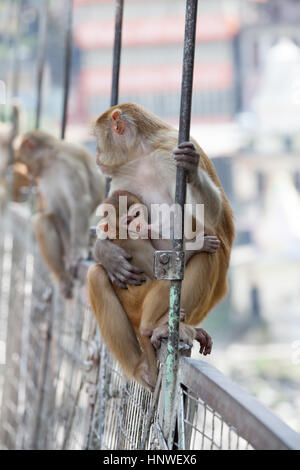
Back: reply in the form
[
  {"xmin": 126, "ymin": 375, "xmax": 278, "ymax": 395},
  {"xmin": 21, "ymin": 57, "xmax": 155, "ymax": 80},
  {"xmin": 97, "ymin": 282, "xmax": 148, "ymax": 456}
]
[{"xmin": 0, "ymin": 203, "xmax": 299, "ymax": 450}]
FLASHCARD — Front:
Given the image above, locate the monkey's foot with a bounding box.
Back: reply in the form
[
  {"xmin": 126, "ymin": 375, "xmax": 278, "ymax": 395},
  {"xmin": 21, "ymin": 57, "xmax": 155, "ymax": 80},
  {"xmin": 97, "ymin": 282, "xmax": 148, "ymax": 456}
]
[
  {"xmin": 200, "ymin": 235, "xmax": 221, "ymax": 254},
  {"xmin": 134, "ymin": 359, "xmax": 157, "ymax": 393},
  {"xmin": 140, "ymin": 309, "xmax": 186, "ymax": 338},
  {"xmin": 195, "ymin": 328, "xmax": 213, "ymax": 356},
  {"xmin": 151, "ymin": 322, "xmax": 195, "ymax": 350},
  {"xmin": 156, "ymin": 308, "xmax": 186, "ymax": 328},
  {"xmin": 60, "ymin": 276, "xmax": 74, "ymax": 300}
]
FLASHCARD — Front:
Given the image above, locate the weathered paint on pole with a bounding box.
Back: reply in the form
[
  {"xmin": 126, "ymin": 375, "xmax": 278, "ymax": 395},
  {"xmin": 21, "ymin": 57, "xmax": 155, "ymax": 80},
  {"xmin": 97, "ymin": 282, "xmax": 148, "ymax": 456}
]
[
  {"xmin": 35, "ymin": 0, "xmax": 49, "ymax": 130},
  {"xmin": 163, "ymin": 0, "xmax": 198, "ymax": 447},
  {"xmin": 61, "ymin": 0, "xmax": 73, "ymax": 140}
]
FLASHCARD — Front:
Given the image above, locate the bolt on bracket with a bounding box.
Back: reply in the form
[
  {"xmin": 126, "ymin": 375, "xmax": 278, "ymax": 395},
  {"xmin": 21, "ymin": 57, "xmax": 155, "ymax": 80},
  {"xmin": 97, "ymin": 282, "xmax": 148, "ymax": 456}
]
[{"xmin": 153, "ymin": 250, "xmax": 185, "ymax": 281}]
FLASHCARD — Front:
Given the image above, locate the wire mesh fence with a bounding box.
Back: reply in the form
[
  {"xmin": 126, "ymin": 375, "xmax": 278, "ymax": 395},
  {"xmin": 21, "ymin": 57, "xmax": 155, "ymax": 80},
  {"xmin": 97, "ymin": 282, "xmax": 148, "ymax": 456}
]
[{"xmin": 0, "ymin": 201, "xmax": 300, "ymax": 451}]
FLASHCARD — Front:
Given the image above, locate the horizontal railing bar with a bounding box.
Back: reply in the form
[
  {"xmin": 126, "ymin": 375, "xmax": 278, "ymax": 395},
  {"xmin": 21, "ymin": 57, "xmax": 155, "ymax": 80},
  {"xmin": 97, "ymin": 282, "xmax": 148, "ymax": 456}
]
[{"xmin": 179, "ymin": 357, "xmax": 300, "ymax": 451}]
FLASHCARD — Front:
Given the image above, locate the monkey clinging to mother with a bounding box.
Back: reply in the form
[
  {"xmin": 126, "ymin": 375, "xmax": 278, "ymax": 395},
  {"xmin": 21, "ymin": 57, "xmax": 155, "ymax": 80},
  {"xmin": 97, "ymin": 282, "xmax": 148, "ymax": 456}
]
[{"xmin": 88, "ymin": 102, "xmax": 235, "ymax": 390}]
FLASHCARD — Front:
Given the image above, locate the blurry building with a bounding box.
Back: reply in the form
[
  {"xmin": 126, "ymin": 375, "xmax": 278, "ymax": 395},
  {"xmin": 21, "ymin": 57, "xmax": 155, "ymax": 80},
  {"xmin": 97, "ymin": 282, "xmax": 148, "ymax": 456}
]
[
  {"xmin": 72, "ymin": 0, "xmax": 241, "ymax": 126},
  {"xmin": 238, "ymin": 0, "xmax": 300, "ymax": 111},
  {"xmin": 231, "ymin": 16, "xmax": 300, "ymax": 324}
]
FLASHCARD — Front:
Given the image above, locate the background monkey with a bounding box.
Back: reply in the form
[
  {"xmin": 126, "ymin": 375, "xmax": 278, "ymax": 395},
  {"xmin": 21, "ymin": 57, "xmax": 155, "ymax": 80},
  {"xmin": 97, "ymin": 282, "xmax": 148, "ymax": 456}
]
[
  {"xmin": 0, "ymin": 104, "xmax": 31, "ymax": 204},
  {"xmin": 0, "ymin": 104, "xmax": 20, "ymax": 174},
  {"xmin": 88, "ymin": 190, "xmax": 214, "ymax": 391},
  {"xmin": 90, "ymin": 102, "xmax": 234, "ymax": 350},
  {"xmin": 15, "ymin": 130, "xmax": 105, "ymax": 298}
]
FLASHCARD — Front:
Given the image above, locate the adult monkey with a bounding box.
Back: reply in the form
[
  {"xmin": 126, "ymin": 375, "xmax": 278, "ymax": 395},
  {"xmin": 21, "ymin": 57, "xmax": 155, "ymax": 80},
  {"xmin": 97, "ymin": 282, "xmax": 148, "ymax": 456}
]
[
  {"xmin": 15, "ymin": 130, "xmax": 106, "ymax": 298},
  {"xmin": 90, "ymin": 102, "xmax": 234, "ymax": 351}
]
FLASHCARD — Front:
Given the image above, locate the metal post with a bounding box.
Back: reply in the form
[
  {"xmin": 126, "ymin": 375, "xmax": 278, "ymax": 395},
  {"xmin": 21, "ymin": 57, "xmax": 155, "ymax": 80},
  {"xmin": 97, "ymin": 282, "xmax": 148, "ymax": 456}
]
[
  {"xmin": 35, "ymin": 0, "xmax": 49, "ymax": 130},
  {"xmin": 105, "ymin": 0, "xmax": 124, "ymax": 196},
  {"xmin": 110, "ymin": 0, "xmax": 124, "ymax": 108},
  {"xmin": 88, "ymin": 0, "xmax": 124, "ymax": 249},
  {"xmin": 8, "ymin": 104, "xmax": 19, "ymax": 165},
  {"xmin": 61, "ymin": 0, "xmax": 73, "ymax": 140},
  {"xmin": 91, "ymin": 0, "xmax": 124, "ymax": 449},
  {"xmin": 11, "ymin": 0, "xmax": 23, "ymax": 100},
  {"xmin": 163, "ymin": 0, "xmax": 198, "ymax": 447},
  {"xmin": 0, "ymin": 0, "xmax": 15, "ymax": 121}
]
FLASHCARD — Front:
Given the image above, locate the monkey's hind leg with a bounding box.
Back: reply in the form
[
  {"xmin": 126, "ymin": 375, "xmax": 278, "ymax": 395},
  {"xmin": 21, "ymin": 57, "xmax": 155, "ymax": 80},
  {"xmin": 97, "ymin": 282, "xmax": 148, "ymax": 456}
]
[
  {"xmin": 33, "ymin": 212, "xmax": 74, "ymax": 298},
  {"xmin": 88, "ymin": 264, "xmax": 148, "ymax": 386},
  {"xmin": 134, "ymin": 335, "xmax": 158, "ymax": 393}
]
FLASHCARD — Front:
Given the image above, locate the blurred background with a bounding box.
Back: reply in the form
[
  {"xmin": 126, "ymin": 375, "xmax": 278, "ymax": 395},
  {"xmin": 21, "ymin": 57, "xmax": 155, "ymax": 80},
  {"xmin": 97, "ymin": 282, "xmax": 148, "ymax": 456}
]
[{"xmin": 0, "ymin": 0, "xmax": 300, "ymax": 433}]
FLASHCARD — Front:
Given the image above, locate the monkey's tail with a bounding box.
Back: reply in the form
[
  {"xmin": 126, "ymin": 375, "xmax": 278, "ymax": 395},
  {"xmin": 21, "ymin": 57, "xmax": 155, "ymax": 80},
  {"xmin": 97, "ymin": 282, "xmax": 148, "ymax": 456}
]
[{"xmin": 87, "ymin": 264, "xmax": 143, "ymax": 380}]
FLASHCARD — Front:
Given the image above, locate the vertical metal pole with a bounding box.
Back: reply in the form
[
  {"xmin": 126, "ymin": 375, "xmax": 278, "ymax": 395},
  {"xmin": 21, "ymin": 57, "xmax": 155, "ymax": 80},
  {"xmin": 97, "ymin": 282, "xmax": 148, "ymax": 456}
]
[
  {"xmin": 35, "ymin": 0, "xmax": 49, "ymax": 130},
  {"xmin": 163, "ymin": 0, "xmax": 198, "ymax": 447},
  {"xmin": 0, "ymin": 0, "xmax": 14, "ymax": 121},
  {"xmin": 110, "ymin": 0, "xmax": 124, "ymax": 108},
  {"xmin": 107, "ymin": 0, "xmax": 124, "ymax": 195},
  {"xmin": 96, "ymin": 0, "xmax": 124, "ymax": 449},
  {"xmin": 61, "ymin": 0, "xmax": 73, "ymax": 140},
  {"xmin": 8, "ymin": 1, "xmax": 23, "ymax": 166},
  {"xmin": 11, "ymin": 0, "xmax": 23, "ymax": 99},
  {"xmin": 105, "ymin": 0, "xmax": 124, "ymax": 196}
]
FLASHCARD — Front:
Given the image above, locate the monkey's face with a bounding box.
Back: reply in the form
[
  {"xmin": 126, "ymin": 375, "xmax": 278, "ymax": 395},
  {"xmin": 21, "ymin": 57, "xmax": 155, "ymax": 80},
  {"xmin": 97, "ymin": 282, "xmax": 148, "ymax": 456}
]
[
  {"xmin": 98, "ymin": 190, "xmax": 149, "ymax": 241},
  {"xmin": 119, "ymin": 203, "xmax": 150, "ymax": 240},
  {"xmin": 14, "ymin": 134, "xmax": 41, "ymax": 177}
]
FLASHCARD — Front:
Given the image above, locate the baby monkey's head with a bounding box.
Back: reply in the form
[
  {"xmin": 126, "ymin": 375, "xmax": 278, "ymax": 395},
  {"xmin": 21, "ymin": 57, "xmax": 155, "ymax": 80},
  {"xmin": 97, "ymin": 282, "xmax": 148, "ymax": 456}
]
[{"xmin": 97, "ymin": 190, "xmax": 150, "ymax": 241}]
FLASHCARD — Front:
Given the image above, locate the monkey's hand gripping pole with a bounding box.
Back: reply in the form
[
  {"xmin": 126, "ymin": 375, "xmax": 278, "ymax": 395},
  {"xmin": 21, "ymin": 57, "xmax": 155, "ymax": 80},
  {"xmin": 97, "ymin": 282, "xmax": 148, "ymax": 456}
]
[{"xmin": 153, "ymin": 0, "xmax": 198, "ymax": 448}]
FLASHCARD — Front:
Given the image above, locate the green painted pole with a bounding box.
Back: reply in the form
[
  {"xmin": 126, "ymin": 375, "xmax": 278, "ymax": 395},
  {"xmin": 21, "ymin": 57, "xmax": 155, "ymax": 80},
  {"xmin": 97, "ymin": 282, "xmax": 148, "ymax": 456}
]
[{"xmin": 163, "ymin": 0, "xmax": 198, "ymax": 447}]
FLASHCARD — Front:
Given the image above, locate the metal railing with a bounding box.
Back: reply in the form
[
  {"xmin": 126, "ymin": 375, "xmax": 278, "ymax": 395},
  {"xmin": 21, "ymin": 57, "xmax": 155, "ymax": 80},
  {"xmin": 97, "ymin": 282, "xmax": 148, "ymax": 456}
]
[{"xmin": 0, "ymin": 202, "xmax": 299, "ymax": 450}]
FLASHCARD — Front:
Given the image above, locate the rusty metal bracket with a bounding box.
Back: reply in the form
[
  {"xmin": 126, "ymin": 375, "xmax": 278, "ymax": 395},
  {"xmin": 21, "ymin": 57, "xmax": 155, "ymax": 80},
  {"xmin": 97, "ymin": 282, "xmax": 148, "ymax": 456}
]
[{"xmin": 153, "ymin": 250, "xmax": 185, "ymax": 281}]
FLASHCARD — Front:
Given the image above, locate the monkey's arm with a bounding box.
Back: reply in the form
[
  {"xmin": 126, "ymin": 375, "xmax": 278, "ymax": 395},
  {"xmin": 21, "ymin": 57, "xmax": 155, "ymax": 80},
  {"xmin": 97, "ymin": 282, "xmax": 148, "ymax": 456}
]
[
  {"xmin": 173, "ymin": 142, "xmax": 222, "ymax": 228},
  {"xmin": 93, "ymin": 239, "xmax": 146, "ymax": 289},
  {"xmin": 69, "ymin": 195, "xmax": 91, "ymax": 265},
  {"xmin": 187, "ymin": 169, "xmax": 222, "ymax": 227},
  {"xmin": 64, "ymin": 171, "xmax": 92, "ymax": 267}
]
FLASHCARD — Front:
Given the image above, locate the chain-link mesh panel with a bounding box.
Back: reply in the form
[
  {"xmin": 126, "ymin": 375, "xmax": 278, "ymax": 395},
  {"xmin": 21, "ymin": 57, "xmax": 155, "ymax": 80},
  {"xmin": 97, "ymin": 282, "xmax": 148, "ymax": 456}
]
[{"xmin": 0, "ymin": 203, "xmax": 299, "ymax": 451}]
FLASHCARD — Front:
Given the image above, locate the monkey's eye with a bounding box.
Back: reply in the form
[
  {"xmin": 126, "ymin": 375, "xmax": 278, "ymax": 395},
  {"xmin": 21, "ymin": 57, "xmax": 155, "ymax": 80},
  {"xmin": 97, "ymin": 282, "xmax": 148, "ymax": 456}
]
[
  {"xmin": 134, "ymin": 211, "xmax": 140, "ymax": 218},
  {"xmin": 125, "ymin": 216, "xmax": 133, "ymax": 225}
]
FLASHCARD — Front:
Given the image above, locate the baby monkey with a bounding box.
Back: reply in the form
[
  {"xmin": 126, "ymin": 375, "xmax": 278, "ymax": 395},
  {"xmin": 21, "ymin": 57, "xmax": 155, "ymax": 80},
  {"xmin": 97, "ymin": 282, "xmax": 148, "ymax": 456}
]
[{"xmin": 88, "ymin": 190, "xmax": 215, "ymax": 391}]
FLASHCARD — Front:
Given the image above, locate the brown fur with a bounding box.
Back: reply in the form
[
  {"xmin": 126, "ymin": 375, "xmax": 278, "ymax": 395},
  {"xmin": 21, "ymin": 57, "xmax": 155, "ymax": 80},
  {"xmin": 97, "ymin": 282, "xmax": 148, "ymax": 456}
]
[{"xmin": 16, "ymin": 130, "xmax": 105, "ymax": 298}]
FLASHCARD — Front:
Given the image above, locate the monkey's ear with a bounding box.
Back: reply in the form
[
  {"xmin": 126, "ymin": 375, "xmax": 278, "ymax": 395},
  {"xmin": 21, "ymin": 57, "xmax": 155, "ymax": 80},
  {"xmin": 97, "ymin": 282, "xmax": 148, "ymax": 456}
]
[{"xmin": 111, "ymin": 110, "xmax": 125, "ymax": 135}]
